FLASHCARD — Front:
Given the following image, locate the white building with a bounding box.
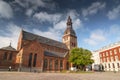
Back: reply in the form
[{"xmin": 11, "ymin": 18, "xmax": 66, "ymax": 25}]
[{"xmin": 92, "ymin": 41, "xmax": 120, "ymax": 72}]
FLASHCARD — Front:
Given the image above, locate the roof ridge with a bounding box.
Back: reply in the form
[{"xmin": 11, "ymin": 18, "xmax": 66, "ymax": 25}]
[
  {"xmin": 22, "ymin": 30, "xmax": 65, "ymax": 44},
  {"xmin": 22, "ymin": 30, "xmax": 68, "ymax": 49},
  {"xmin": 0, "ymin": 45, "xmax": 16, "ymax": 51}
]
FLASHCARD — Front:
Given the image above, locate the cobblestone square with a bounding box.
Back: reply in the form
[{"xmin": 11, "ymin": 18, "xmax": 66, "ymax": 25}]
[{"xmin": 0, "ymin": 72, "xmax": 119, "ymax": 80}]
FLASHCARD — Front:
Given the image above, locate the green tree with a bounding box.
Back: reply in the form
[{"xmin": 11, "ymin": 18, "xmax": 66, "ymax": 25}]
[{"xmin": 69, "ymin": 47, "xmax": 94, "ymax": 71}]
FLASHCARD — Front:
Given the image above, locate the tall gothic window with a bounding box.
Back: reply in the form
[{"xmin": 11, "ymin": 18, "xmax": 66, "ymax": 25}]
[
  {"xmin": 44, "ymin": 59, "xmax": 48, "ymax": 69},
  {"xmin": 54, "ymin": 59, "xmax": 58, "ymax": 70},
  {"xmin": 33, "ymin": 54, "xmax": 37, "ymax": 67},
  {"xmin": 28, "ymin": 53, "xmax": 33, "ymax": 67},
  {"xmin": 9, "ymin": 52, "xmax": 13, "ymax": 60},
  {"xmin": 49, "ymin": 59, "xmax": 53, "ymax": 70},
  {"xmin": 66, "ymin": 62, "xmax": 69, "ymax": 70},
  {"xmin": 60, "ymin": 60, "xmax": 63, "ymax": 71},
  {"xmin": 3, "ymin": 52, "xmax": 8, "ymax": 60},
  {"xmin": 60, "ymin": 60, "xmax": 63, "ymax": 69}
]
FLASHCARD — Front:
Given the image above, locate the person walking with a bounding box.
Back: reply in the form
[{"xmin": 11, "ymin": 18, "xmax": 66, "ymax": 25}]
[{"xmin": 8, "ymin": 66, "xmax": 12, "ymax": 71}]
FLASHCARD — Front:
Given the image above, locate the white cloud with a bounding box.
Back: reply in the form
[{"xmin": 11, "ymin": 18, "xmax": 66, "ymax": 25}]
[
  {"xmin": 84, "ymin": 29, "xmax": 106, "ymax": 46},
  {"xmin": 0, "ymin": 23, "xmax": 21, "ymax": 49},
  {"xmin": 84, "ymin": 24, "xmax": 120, "ymax": 47},
  {"xmin": 15, "ymin": 0, "xmax": 55, "ymax": 9},
  {"xmin": 82, "ymin": 2, "xmax": 106, "ymax": 17},
  {"xmin": 73, "ymin": 19, "xmax": 83, "ymax": 29},
  {"xmin": 33, "ymin": 12, "xmax": 62, "ymax": 23},
  {"xmin": 0, "ymin": 0, "xmax": 13, "ymax": 19},
  {"xmin": 66, "ymin": 10, "xmax": 79, "ymax": 20},
  {"xmin": 32, "ymin": 10, "xmax": 82, "ymax": 41},
  {"xmin": 33, "ymin": 28, "xmax": 61, "ymax": 41},
  {"xmin": 109, "ymin": 24, "xmax": 120, "ymax": 34},
  {"xmin": 0, "ymin": 9, "xmax": 83, "ymax": 48},
  {"xmin": 26, "ymin": 9, "xmax": 34, "ymax": 17},
  {"xmin": 107, "ymin": 5, "xmax": 120, "ymax": 20},
  {"xmin": 14, "ymin": 0, "xmax": 56, "ymax": 16}
]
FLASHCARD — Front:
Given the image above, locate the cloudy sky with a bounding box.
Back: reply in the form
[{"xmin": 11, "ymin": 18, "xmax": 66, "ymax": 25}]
[{"xmin": 0, "ymin": 0, "xmax": 120, "ymax": 51}]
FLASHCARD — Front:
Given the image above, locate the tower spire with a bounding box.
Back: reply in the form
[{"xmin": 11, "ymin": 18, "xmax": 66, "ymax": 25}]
[
  {"xmin": 67, "ymin": 16, "xmax": 72, "ymax": 28},
  {"xmin": 9, "ymin": 40, "xmax": 12, "ymax": 47},
  {"xmin": 62, "ymin": 16, "xmax": 77, "ymax": 50}
]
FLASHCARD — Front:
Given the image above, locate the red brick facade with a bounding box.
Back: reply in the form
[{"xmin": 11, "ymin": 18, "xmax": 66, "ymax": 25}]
[
  {"xmin": 0, "ymin": 16, "xmax": 77, "ymax": 72},
  {"xmin": 0, "ymin": 49, "xmax": 18, "ymax": 69},
  {"xmin": 100, "ymin": 46, "xmax": 120, "ymax": 63},
  {"xmin": 99, "ymin": 45, "xmax": 120, "ymax": 71}
]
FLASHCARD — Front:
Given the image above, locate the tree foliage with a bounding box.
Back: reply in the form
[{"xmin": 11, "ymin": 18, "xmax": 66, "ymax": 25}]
[{"xmin": 69, "ymin": 47, "xmax": 94, "ymax": 70}]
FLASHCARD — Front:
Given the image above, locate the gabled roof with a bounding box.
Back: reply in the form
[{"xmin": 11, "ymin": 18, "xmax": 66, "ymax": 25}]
[
  {"xmin": 22, "ymin": 30, "xmax": 68, "ymax": 50},
  {"xmin": 44, "ymin": 51, "xmax": 68, "ymax": 58},
  {"xmin": 0, "ymin": 45, "xmax": 16, "ymax": 51}
]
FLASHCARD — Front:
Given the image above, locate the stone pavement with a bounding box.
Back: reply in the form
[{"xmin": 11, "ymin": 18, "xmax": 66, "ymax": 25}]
[{"xmin": 0, "ymin": 71, "xmax": 119, "ymax": 80}]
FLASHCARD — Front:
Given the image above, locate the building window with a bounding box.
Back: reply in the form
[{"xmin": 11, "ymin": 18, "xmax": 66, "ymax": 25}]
[
  {"xmin": 102, "ymin": 58, "xmax": 104, "ymax": 62},
  {"xmin": 117, "ymin": 63, "xmax": 120, "ymax": 68},
  {"xmin": 60, "ymin": 60, "xmax": 63, "ymax": 69},
  {"xmin": 3, "ymin": 52, "xmax": 8, "ymax": 60},
  {"xmin": 100, "ymin": 58, "xmax": 102, "ymax": 63},
  {"xmin": 44, "ymin": 59, "xmax": 48, "ymax": 69},
  {"xmin": 112, "ymin": 63, "xmax": 115, "ymax": 68},
  {"xmin": 33, "ymin": 54, "xmax": 37, "ymax": 67},
  {"xmin": 115, "ymin": 56, "xmax": 118, "ymax": 61},
  {"xmin": 106, "ymin": 52, "xmax": 108, "ymax": 56},
  {"xmin": 54, "ymin": 59, "xmax": 58, "ymax": 70},
  {"xmin": 114, "ymin": 49, "xmax": 117, "ymax": 54},
  {"xmin": 66, "ymin": 62, "xmax": 69, "ymax": 70},
  {"xmin": 103, "ymin": 58, "xmax": 106, "ymax": 62},
  {"xmin": 49, "ymin": 59, "xmax": 52, "ymax": 70},
  {"xmin": 107, "ymin": 57, "xmax": 109, "ymax": 62},
  {"xmin": 103, "ymin": 53, "xmax": 105, "ymax": 57},
  {"xmin": 119, "ymin": 48, "xmax": 120, "ymax": 53},
  {"xmin": 111, "ymin": 57, "xmax": 113, "ymax": 62},
  {"xmin": 28, "ymin": 53, "xmax": 33, "ymax": 67},
  {"xmin": 105, "ymin": 64, "xmax": 107, "ymax": 68},
  {"xmin": 9, "ymin": 53, "xmax": 13, "ymax": 60},
  {"xmin": 110, "ymin": 51, "xmax": 112, "ymax": 55},
  {"xmin": 108, "ymin": 64, "xmax": 110, "ymax": 68}
]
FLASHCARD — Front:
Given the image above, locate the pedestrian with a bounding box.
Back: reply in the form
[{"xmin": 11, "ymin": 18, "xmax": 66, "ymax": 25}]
[{"xmin": 9, "ymin": 66, "xmax": 12, "ymax": 71}]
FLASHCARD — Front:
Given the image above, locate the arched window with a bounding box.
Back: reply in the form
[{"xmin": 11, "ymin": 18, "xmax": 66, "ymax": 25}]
[
  {"xmin": 9, "ymin": 52, "xmax": 13, "ymax": 60},
  {"xmin": 33, "ymin": 54, "xmax": 37, "ymax": 67},
  {"xmin": 44, "ymin": 59, "xmax": 48, "ymax": 69},
  {"xmin": 28, "ymin": 53, "xmax": 33, "ymax": 67},
  {"xmin": 66, "ymin": 62, "xmax": 69, "ymax": 70},
  {"xmin": 60, "ymin": 60, "xmax": 63, "ymax": 69},
  {"xmin": 54, "ymin": 59, "xmax": 58, "ymax": 71},
  {"xmin": 3, "ymin": 52, "xmax": 8, "ymax": 60},
  {"xmin": 49, "ymin": 59, "xmax": 52, "ymax": 70}
]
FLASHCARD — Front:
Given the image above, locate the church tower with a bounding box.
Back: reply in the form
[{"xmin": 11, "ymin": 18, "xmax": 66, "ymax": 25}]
[{"xmin": 62, "ymin": 16, "xmax": 77, "ymax": 50}]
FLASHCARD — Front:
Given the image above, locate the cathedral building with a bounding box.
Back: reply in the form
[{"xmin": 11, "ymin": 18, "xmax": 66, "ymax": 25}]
[{"xmin": 0, "ymin": 16, "xmax": 77, "ymax": 72}]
